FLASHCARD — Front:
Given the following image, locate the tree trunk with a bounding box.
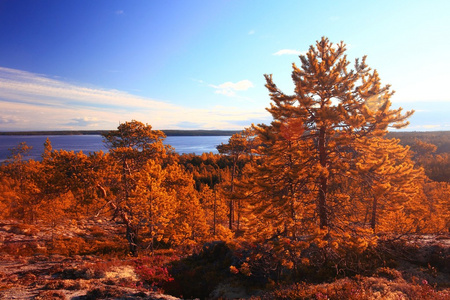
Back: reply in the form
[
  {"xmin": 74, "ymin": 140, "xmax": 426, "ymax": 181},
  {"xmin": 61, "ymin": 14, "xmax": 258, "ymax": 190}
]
[
  {"xmin": 149, "ymin": 194, "xmax": 154, "ymax": 255},
  {"xmin": 122, "ymin": 160, "xmax": 129, "ymax": 202},
  {"xmin": 97, "ymin": 184, "xmax": 139, "ymax": 256},
  {"xmin": 318, "ymin": 127, "xmax": 328, "ymax": 229},
  {"xmin": 229, "ymin": 160, "xmax": 236, "ymax": 230},
  {"xmin": 370, "ymin": 196, "xmax": 378, "ymax": 232},
  {"xmin": 126, "ymin": 224, "xmax": 138, "ymax": 257},
  {"xmin": 213, "ymin": 188, "xmax": 216, "ymax": 235}
]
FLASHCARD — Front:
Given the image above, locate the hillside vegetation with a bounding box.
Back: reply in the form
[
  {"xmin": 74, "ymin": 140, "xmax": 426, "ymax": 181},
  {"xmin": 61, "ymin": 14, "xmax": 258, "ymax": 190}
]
[{"xmin": 0, "ymin": 37, "xmax": 449, "ymax": 299}]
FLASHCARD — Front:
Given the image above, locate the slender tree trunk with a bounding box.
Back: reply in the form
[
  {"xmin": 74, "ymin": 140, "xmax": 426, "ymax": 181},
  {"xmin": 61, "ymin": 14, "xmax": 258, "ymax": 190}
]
[
  {"xmin": 97, "ymin": 184, "xmax": 138, "ymax": 256},
  {"xmin": 237, "ymin": 199, "xmax": 241, "ymax": 231},
  {"xmin": 149, "ymin": 194, "xmax": 154, "ymax": 255},
  {"xmin": 371, "ymin": 196, "xmax": 378, "ymax": 232},
  {"xmin": 318, "ymin": 127, "xmax": 328, "ymax": 229},
  {"xmin": 213, "ymin": 188, "xmax": 216, "ymax": 235},
  {"xmin": 287, "ymin": 147, "xmax": 297, "ymax": 237},
  {"xmin": 122, "ymin": 160, "xmax": 129, "ymax": 202},
  {"xmin": 229, "ymin": 161, "xmax": 236, "ymax": 230},
  {"xmin": 126, "ymin": 224, "xmax": 138, "ymax": 257}
]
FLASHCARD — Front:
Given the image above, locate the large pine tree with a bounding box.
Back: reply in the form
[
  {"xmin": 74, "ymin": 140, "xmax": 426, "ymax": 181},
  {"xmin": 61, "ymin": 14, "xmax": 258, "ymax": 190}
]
[{"xmin": 245, "ymin": 37, "xmax": 418, "ymax": 241}]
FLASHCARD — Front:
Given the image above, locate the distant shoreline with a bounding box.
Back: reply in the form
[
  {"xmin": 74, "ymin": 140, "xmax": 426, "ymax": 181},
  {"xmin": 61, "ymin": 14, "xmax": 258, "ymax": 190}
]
[
  {"xmin": 0, "ymin": 130, "xmax": 239, "ymax": 137},
  {"xmin": 1, "ymin": 130, "xmax": 448, "ymax": 136}
]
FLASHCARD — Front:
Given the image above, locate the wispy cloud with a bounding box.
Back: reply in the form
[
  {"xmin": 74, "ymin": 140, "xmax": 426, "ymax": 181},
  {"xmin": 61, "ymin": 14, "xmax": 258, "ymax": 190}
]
[
  {"xmin": 406, "ymin": 123, "xmax": 450, "ymax": 131},
  {"xmin": 191, "ymin": 78, "xmax": 205, "ymax": 84},
  {"xmin": 209, "ymin": 80, "xmax": 254, "ymax": 97},
  {"xmin": 248, "ymin": 30, "xmax": 255, "ymax": 35},
  {"xmin": 115, "ymin": 10, "xmax": 124, "ymax": 15},
  {"xmin": 66, "ymin": 117, "xmax": 99, "ymax": 127},
  {"xmin": 0, "ymin": 67, "xmax": 175, "ymax": 111},
  {"xmin": 0, "ymin": 115, "xmax": 19, "ymax": 125},
  {"xmin": 0, "ymin": 67, "xmax": 268, "ymax": 131},
  {"xmin": 273, "ymin": 49, "xmax": 305, "ymax": 56},
  {"xmin": 422, "ymin": 124, "xmax": 441, "ymax": 129}
]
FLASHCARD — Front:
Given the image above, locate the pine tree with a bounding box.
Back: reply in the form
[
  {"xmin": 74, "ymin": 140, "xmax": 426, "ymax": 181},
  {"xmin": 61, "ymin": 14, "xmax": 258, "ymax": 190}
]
[
  {"xmin": 217, "ymin": 128, "xmax": 256, "ymax": 230},
  {"xmin": 101, "ymin": 120, "xmax": 170, "ymax": 256},
  {"xmin": 133, "ymin": 159, "xmax": 209, "ymax": 252},
  {"xmin": 162, "ymin": 162, "xmax": 209, "ymax": 249},
  {"xmin": 350, "ymin": 137, "xmax": 425, "ymax": 233},
  {"xmin": 1, "ymin": 142, "xmax": 44, "ymax": 223},
  {"xmin": 41, "ymin": 143, "xmax": 110, "ymax": 219},
  {"xmin": 133, "ymin": 160, "xmax": 176, "ymax": 252},
  {"xmin": 198, "ymin": 184, "xmax": 229, "ymax": 237},
  {"xmin": 246, "ymin": 37, "xmax": 416, "ymax": 242},
  {"xmin": 100, "ymin": 120, "xmax": 209, "ymax": 254},
  {"xmin": 421, "ymin": 180, "xmax": 450, "ymax": 232}
]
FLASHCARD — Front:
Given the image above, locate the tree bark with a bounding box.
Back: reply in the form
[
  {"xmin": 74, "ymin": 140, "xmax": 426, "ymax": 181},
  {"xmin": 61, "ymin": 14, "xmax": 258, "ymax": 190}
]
[
  {"xmin": 229, "ymin": 160, "xmax": 236, "ymax": 230},
  {"xmin": 371, "ymin": 196, "xmax": 378, "ymax": 232},
  {"xmin": 97, "ymin": 184, "xmax": 139, "ymax": 256},
  {"xmin": 318, "ymin": 127, "xmax": 328, "ymax": 229}
]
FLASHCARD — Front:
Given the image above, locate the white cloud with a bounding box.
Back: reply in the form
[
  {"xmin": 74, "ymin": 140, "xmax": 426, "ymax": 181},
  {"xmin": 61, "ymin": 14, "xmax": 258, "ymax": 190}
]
[
  {"xmin": 404, "ymin": 124, "xmax": 449, "ymax": 131},
  {"xmin": 273, "ymin": 49, "xmax": 305, "ymax": 56},
  {"xmin": 422, "ymin": 124, "xmax": 441, "ymax": 129},
  {"xmin": 191, "ymin": 78, "xmax": 204, "ymax": 84},
  {"xmin": 0, "ymin": 67, "xmax": 267, "ymax": 131},
  {"xmin": 0, "ymin": 67, "xmax": 176, "ymax": 111},
  {"xmin": 66, "ymin": 117, "xmax": 99, "ymax": 127},
  {"xmin": 209, "ymin": 80, "xmax": 254, "ymax": 97},
  {"xmin": 248, "ymin": 30, "xmax": 255, "ymax": 35}
]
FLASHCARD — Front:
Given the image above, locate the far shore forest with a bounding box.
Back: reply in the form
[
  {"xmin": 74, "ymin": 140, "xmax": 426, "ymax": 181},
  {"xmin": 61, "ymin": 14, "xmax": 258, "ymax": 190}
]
[
  {"xmin": 1, "ymin": 38, "xmax": 449, "ymax": 299},
  {"xmin": 0, "ymin": 129, "xmax": 240, "ymax": 137}
]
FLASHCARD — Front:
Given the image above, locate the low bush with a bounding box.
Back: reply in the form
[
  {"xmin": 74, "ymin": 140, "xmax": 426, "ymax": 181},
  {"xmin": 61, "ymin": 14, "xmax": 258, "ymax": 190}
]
[
  {"xmin": 133, "ymin": 257, "xmax": 174, "ymax": 289},
  {"xmin": 34, "ymin": 290, "xmax": 67, "ymax": 300},
  {"xmin": 167, "ymin": 241, "xmax": 236, "ymax": 299},
  {"xmin": 260, "ymin": 277, "xmax": 450, "ymax": 300},
  {"xmin": 84, "ymin": 286, "xmax": 124, "ymax": 299}
]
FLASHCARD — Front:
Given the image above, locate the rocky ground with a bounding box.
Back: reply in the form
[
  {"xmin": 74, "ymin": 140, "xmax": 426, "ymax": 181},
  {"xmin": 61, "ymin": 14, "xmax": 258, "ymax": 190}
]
[
  {"xmin": 0, "ymin": 220, "xmax": 180, "ymax": 300},
  {"xmin": 1, "ymin": 219, "xmax": 449, "ymax": 299},
  {"xmin": 0, "ymin": 254, "xmax": 181, "ymax": 299}
]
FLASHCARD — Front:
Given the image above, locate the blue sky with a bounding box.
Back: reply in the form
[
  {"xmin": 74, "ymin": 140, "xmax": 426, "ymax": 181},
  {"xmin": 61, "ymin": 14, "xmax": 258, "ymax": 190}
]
[{"xmin": 0, "ymin": 0, "xmax": 449, "ymax": 131}]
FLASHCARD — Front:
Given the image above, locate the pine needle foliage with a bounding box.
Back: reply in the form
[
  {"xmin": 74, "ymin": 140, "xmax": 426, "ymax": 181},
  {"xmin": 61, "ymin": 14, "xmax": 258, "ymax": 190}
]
[{"xmin": 243, "ymin": 37, "xmax": 420, "ymax": 249}]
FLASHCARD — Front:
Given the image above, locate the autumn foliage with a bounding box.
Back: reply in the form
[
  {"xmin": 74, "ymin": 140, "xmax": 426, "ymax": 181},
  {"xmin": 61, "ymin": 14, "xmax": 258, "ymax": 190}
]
[{"xmin": 0, "ymin": 37, "xmax": 449, "ymax": 298}]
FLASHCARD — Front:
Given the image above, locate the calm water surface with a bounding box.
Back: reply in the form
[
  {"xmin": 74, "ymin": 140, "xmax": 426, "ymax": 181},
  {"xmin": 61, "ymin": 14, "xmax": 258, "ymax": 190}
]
[{"xmin": 0, "ymin": 135, "xmax": 231, "ymax": 162}]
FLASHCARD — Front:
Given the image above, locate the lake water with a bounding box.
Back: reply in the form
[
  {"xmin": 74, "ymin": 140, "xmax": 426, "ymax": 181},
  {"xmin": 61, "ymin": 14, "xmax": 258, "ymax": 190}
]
[{"xmin": 0, "ymin": 135, "xmax": 231, "ymax": 162}]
